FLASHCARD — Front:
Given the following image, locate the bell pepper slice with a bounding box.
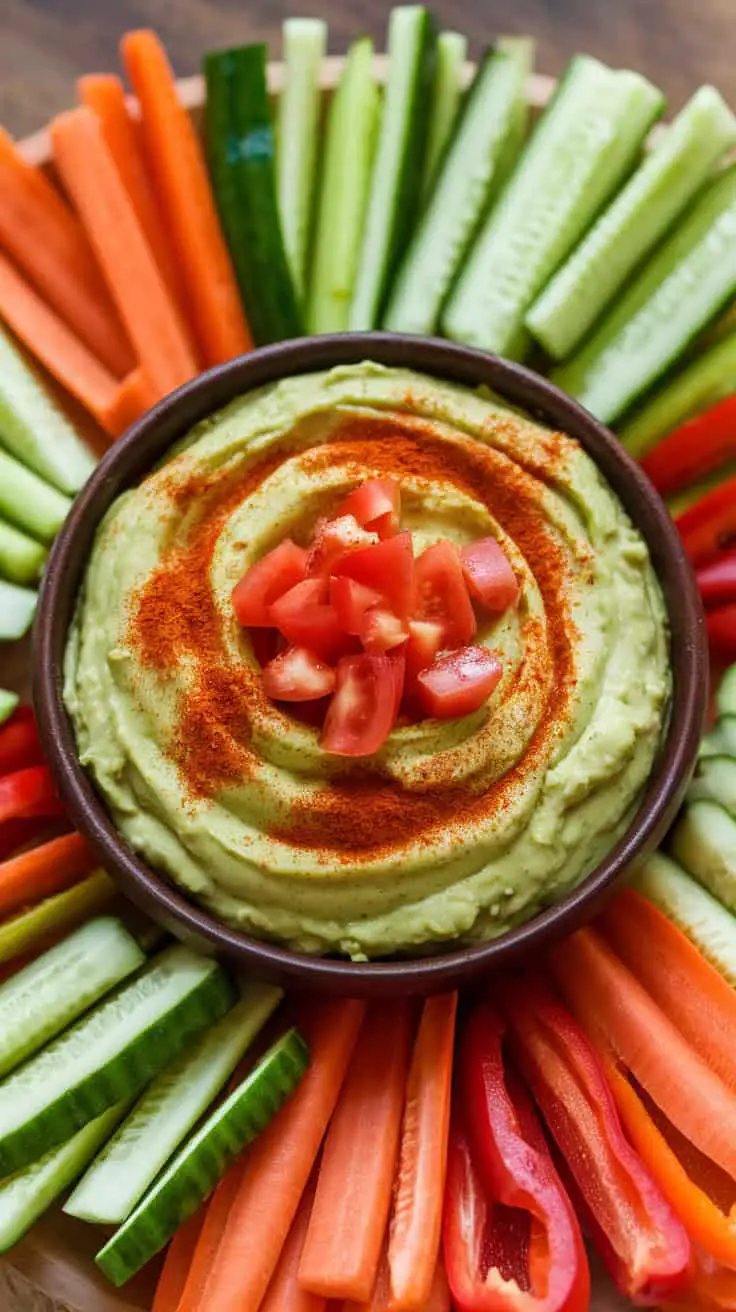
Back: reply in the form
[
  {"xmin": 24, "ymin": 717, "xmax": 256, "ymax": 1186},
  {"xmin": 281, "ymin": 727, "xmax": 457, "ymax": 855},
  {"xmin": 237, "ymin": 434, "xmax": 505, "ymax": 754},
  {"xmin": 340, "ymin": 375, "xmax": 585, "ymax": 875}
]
[
  {"xmin": 696, "ymin": 552, "xmax": 736, "ymax": 609},
  {"xmin": 639, "ymin": 394, "xmax": 736, "ymax": 499},
  {"xmin": 706, "ymin": 603, "xmax": 736, "ymax": 660},
  {"xmin": 0, "ymin": 706, "xmax": 44, "ymax": 775},
  {"xmin": 675, "ymin": 472, "xmax": 736, "ymax": 567},
  {"xmin": 443, "ymin": 1002, "xmax": 589, "ymax": 1312},
  {"xmin": 0, "ymin": 765, "xmax": 63, "ymax": 825},
  {"xmin": 502, "ymin": 975, "xmax": 691, "ymax": 1305}
]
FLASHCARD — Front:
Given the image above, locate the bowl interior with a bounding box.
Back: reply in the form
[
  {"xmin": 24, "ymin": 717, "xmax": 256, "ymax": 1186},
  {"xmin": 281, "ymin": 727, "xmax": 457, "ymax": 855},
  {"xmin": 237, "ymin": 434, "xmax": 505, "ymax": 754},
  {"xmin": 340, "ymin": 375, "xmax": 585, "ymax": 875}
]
[{"xmin": 33, "ymin": 333, "xmax": 708, "ymax": 996}]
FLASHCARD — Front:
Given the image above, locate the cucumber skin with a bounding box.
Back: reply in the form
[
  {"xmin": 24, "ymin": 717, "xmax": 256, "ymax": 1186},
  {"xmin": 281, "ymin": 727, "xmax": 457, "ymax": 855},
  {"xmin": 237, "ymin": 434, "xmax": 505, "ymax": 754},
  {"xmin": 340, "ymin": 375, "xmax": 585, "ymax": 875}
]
[
  {"xmin": 0, "ymin": 953, "xmax": 235, "ymax": 1179},
  {"xmin": 718, "ymin": 665, "xmax": 736, "ymax": 717},
  {"xmin": 620, "ymin": 331, "xmax": 736, "ymax": 457},
  {"xmin": 421, "ymin": 30, "xmax": 468, "ymax": 200},
  {"xmin": 0, "ymin": 870, "xmax": 114, "ymax": 965},
  {"xmin": 0, "ymin": 692, "xmax": 18, "ymax": 726},
  {"xmin": 204, "ymin": 45, "xmax": 303, "ymax": 345},
  {"xmin": 95, "ymin": 1028, "xmax": 309, "ymax": 1287}
]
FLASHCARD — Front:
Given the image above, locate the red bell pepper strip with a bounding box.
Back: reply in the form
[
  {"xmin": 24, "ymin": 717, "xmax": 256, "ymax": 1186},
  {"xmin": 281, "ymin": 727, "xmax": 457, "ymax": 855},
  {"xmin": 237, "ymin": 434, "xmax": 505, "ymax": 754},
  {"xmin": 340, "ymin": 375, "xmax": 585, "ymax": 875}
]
[
  {"xmin": 0, "ymin": 766, "xmax": 63, "ymax": 825},
  {"xmin": 502, "ymin": 976, "xmax": 691, "ymax": 1306},
  {"xmin": 695, "ymin": 552, "xmax": 736, "ymax": 609},
  {"xmin": 639, "ymin": 395, "xmax": 736, "ymax": 498},
  {"xmin": 675, "ymin": 473, "xmax": 736, "ymax": 568},
  {"xmin": 0, "ymin": 707, "xmax": 44, "ymax": 775},
  {"xmin": 705, "ymin": 604, "xmax": 736, "ymax": 660},
  {"xmin": 443, "ymin": 1003, "xmax": 589, "ymax": 1312}
]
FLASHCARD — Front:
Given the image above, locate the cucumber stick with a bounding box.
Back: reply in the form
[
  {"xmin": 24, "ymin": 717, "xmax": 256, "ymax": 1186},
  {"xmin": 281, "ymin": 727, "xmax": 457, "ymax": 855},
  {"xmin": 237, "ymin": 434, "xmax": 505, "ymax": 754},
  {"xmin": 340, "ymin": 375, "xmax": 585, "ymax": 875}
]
[
  {"xmin": 443, "ymin": 55, "xmax": 664, "ymax": 359},
  {"xmin": 0, "ymin": 871, "xmax": 114, "ymax": 965},
  {"xmin": 636, "ymin": 852, "xmax": 736, "ymax": 988},
  {"xmin": 276, "ymin": 18, "xmax": 327, "ymax": 297},
  {"xmin": 0, "ymin": 917, "xmax": 145, "ymax": 1080},
  {"xmin": 204, "ymin": 44, "xmax": 303, "ymax": 345},
  {"xmin": 0, "ymin": 944, "xmax": 235, "ymax": 1178},
  {"xmin": 307, "ymin": 38, "xmax": 380, "ymax": 333},
  {"xmin": 689, "ymin": 755, "xmax": 736, "ymax": 814},
  {"xmin": 96, "ymin": 1027, "xmax": 309, "ymax": 1286},
  {"xmin": 65, "ymin": 981, "xmax": 283, "ymax": 1224},
  {"xmin": 671, "ymin": 800, "xmax": 736, "ymax": 911},
  {"xmin": 0, "ymin": 448, "xmax": 71, "ymax": 544},
  {"xmin": 0, "ymin": 324, "xmax": 95, "ymax": 495},
  {"xmin": 717, "ymin": 663, "xmax": 736, "ymax": 716},
  {"xmin": 0, "ymin": 691, "xmax": 18, "ymax": 725},
  {"xmin": 554, "ymin": 165, "xmax": 736, "ymax": 425},
  {"xmin": 349, "ymin": 6, "xmax": 436, "ymax": 330},
  {"xmin": 0, "ymin": 579, "xmax": 37, "ymax": 642},
  {"xmin": 528, "ymin": 86, "xmax": 736, "ymax": 360},
  {"xmin": 619, "ymin": 330, "xmax": 736, "ymax": 457},
  {"xmin": 0, "ymin": 1101, "xmax": 129, "ymax": 1256},
  {"xmin": 384, "ymin": 40, "xmax": 533, "ymax": 336},
  {"xmin": 700, "ymin": 716, "xmax": 736, "ymax": 760},
  {"xmin": 421, "ymin": 30, "xmax": 468, "ymax": 198},
  {"xmin": 0, "ymin": 518, "xmax": 46, "ymax": 586}
]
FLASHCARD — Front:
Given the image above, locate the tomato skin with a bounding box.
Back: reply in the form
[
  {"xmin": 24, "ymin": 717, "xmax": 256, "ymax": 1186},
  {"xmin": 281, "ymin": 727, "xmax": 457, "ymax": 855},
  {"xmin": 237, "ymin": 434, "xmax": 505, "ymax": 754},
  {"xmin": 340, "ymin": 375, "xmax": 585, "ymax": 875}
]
[
  {"xmin": 322, "ymin": 653, "xmax": 399, "ymax": 756},
  {"xmin": 460, "ymin": 537, "xmax": 519, "ymax": 611},
  {"xmin": 417, "ymin": 646, "xmax": 503, "ymax": 719},
  {"xmin": 262, "ymin": 647, "xmax": 336, "ymax": 701},
  {"xmin": 232, "ymin": 539, "xmax": 308, "ymax": 627},
  {"xmin": 415, "ymin": 540, "xmax": 476, "ymax": 645},
  {"xmin": 387, "ymin": 646, "xmax": 407, "ymax": 718},
  {"xmin": 339, "ymin": 478, "xmax": 401, "ymax": 538},
  {"xmin": 405, "ymin": 620, "xmax": 445, "ymax": 688},
  {"xmin": 360, "ymin": 607, "xmax": 409, "ymax": 653},
  {"xmin": 330, "ymin": 576, "xmax": 383, "ymax": 635},
  {"xmin": 307, "ymin": 515, "xmax": 377, "ymax": 576},
  {"xmin": 270, "ymin": 578, "xmax": 349, "ymax": 662},
  {"xmin": 333, "ymin": 532, "xmax": 415, "ymax": 621}
]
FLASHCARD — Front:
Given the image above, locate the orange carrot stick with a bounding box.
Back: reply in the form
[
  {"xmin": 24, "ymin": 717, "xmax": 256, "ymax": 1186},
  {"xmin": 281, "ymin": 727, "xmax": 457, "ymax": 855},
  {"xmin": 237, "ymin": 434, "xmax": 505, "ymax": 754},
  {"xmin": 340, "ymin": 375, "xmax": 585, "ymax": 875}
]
[
  {"xmin": 77, "ymin": 74, "xmax": 193, "ymax": 341},
  {"xmin": 152, "ymin": 1209, "xmax": 204, "ymax": 1312},
  {"xmin": 0, "ymin": 251, "xmax": 121, "ymax": 428},
  {"xmin": 601, "ymin": 888, "xmax": 736, "ymax": 1091},
  {"xmin": 344, "ymin": 1247, "xmax": 451, "ymax": 1312},
  {"xmin": 551, "ymin": 928, "xmax": 736, "ymax": 1181},
  {"xmin": 299, "ymin": 1002, "xmax": 412, "ymax": 1302},
  {"xmin": 176, "ymin": 1158, "xmax": 247, "ymax": 1311},
  {"xmin": 188, "ymin": 998, "xmax": 364, "ymax": 1312},
  {"xmin": 98, "ymin": 367, "xmax": 155, "ymax": 438},
  {"xmin": 51, "ymin": 108, "xmax": 198, "ymax": 402},
  {"xmin": 261, "ymin": 1175, "xmax": 326, "ymax": 1312},
  {"xmin": 388, "ymin": 993, "xmax": 457, "ymax": 1311},
  {"xmin": 0, "ymin": 126, "xmax": 133, "ymax": 376},
  {"xmin": 0, "ymin": 832, "xmax": 96, "ymax": 919},
  {"xmin": 121, "ymin": 30, "xmax": 252, "ymax": 366}
]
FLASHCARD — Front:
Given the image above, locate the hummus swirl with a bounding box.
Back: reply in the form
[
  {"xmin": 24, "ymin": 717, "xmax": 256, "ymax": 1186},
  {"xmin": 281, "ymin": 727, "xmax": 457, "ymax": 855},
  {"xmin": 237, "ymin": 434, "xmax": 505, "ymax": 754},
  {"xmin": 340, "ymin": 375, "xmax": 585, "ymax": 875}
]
[{"xmin": 64, "ymin": 364, "xmax": 670, "ymax": 959}]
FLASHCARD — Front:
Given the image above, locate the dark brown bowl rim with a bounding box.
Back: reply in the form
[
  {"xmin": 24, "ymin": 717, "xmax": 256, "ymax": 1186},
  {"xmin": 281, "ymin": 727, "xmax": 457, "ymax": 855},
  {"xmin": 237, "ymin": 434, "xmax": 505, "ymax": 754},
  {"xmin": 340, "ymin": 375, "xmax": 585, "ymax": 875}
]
[{"xmin": 34, "ymin": 334, "xmax": 708, "ymax": 997}]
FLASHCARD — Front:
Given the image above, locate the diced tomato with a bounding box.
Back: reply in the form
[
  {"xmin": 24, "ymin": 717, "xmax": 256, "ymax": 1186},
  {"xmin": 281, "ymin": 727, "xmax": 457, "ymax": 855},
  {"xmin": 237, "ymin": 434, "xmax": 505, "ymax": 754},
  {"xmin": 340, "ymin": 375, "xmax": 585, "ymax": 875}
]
[
  {"xmin": 248, "ymin": 627, "xmax": 280, "ymax": 668},
  {"xmin": 307, "ymin": 515, "xmax": 377, "ymax": 576},
  {"xmin": 270, "ymin": 578, "xmax": 348, "ymax": 662},
  {"xmin": 460, "ymin": 536, "xmax": 519, "ymax": 611},
  {"xmin": 359, "ymin": 607, "xmax": 408, "ymax": 654},
  {"xmin": 339, "ymin": 478, "xmax": 401, "ymax": 538},
  {"xmin": 417, "ymin": 646, "xmax": 502, "ymax": 719},
  {"xmin": 330, "ymin": 576, "xmax": 383, "ymax": 635},
  {"xmin": 322, "ymin": 653, "xmax": 399, "ymax": 756},
  {"xmin": 232, "ymin": 539, "xmax": 308, "ymax": 627},
  {"xmin": 414, "ymin": 540, "xmax": 476, "ymax": 645},
  {"xmin": 388, "ymin": 646, "xmax": 406, "ymax": 719},
  {"xmin": 261, "ymin": 647, "xmax": 336, "ymax": 702},
  {"xmin": 333, "ymin": 532, "xmax": 415, "ymax": 621},
  {"xmin": 405, "ymin": 620, "xmax": 445, "ymax": 689}
]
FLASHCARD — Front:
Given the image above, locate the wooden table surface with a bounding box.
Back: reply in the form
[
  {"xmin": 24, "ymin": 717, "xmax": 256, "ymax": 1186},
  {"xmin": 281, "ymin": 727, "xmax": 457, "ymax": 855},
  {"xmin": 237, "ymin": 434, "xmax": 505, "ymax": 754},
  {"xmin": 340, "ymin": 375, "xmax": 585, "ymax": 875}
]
[{"xmin": 1, "ymin": 0, "xmax": 734, "ymax": 140}]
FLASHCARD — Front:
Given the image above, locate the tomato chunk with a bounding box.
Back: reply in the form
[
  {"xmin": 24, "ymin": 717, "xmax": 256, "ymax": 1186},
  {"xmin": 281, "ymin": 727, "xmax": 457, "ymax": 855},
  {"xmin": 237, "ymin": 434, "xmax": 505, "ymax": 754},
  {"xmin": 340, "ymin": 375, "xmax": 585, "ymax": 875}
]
[
  {"xmin": 415, "ymin": 540, "xmax": 476, "ymax": 645},
  {"xmin": 339, "ymin": 478, "xmax": 401, "ymax": 538},
  {"xmin": 417, "ymin": 646, "xmax": 502, "ymax": 719},
  {"xmin": 461, "ymin": 537, "xmax": 519, "ymax": 611},
  {"xmin": 270, "ymin": 578, "xmax": 347, "ymax": 661},
  {"xmin": 262, "ymin": 647, "xmax": 336, "ymax": 702},
  {"xmin": 388, "ymin": 647, "xmax": 406, "ymax": 718},
  {"xmin": 330, "ymin": 576, "xmax": 383, "ymax": 635},
  {"xmin": 307, "ymin": 515, "xmax": 377, "ymax": 576},
  {"xmin": 232, "ymin": 539, "xmax": 308, "ymax": 627},
  {"xmin": 405, "ymin": 619, "xmax": 445, "ymax": 688},
  {"xmin": 322, "ymin": 653, "xmax": 399, "ymax": 756},
  {"xmin": 333, "ymin": 532, "xmax": 415, "ymax": 621},
  {"xmin": 359, "ymin": 607, "xmax": 408, "ymax": 654}
]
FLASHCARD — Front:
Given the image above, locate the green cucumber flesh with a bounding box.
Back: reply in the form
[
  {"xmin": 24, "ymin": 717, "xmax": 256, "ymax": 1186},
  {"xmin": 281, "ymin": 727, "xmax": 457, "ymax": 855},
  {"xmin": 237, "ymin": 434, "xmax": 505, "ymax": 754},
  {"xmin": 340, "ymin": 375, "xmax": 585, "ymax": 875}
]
[
  {"xmin": 349, "ymin": 5, "xmax": 437, "ymax": 330},
  {"xmin": 0, "ymin": 944, "xmax": 235, "ymax": 1178},
  {"xmin": 0, "ymin": 580, "xmax": 37, "ymax": 642},
  {"xmin": 689, "ymin": 755, "xmax": 736, "ymax": 813},
  {"xmin": 204, "ymin": 44, "xmax": 303, "ymax": 345},
  {"xmin": 671, "ymin": 799, "xmax": 736, "ymax": 911},
  {"xmin": 554, "ymin": 165, "xmax": 736, "ymax": 425},
  {"xmin": 443, "ymin": 54, "xmax": 665, "ymax": 359},
  {"xmin": 716, "ymin": 663, "xmax": 736, "ymax": 717},
  {"xmin": 636, "ymin": 851, "xmax": 736, "ymax": 988},
  {"xmin": 619, "ymin": 331, "xmax": 736, "ymax": 457},
  {"xmin": 0, "ymin": 1101, "xmax": 129, "ymax": 1256},
  {"xmin": 699, "ymin": 714, "xmax": 736, "ymax": 759},
  {"xmin": 0, "ymin": 448, "xmax": 70, "ymax": 545},
  {"xmin": 0, "ymin": 916, "xmax": 145, "ymax": 1081},
  {"xmin": 420, "ymin": 29, "xmax": 468, "ymax": 200},
  {"xmin": 384, "ymin": 40, "xmax": 533, "ymax": 337},
  {"xmin": 306, "ymin": 37, "xmax": 380, "ymax": 334},
  {"xmin": 0, "ymin": 324, "xmax": 95, "ymax": 496},
  {"xmin": 0, "ymin": 691, "xmax": 18, "ymax": 725},
  {"xmin": 276, "ymin": 18, "xmax": 327, "ymax": 297},
  {"xmin": 96, "ymin": 1027, "xmax": 309, "ymax": 1286},
  {"xmin": 528, "ymin": 85, "xmax": 736, "ymax": 360},
  {"xmin": 0, "ymin": 517, "xmax": 46, "ymax": 586},
  {"xmin": 65, "ymin": 981, "xmax": 283, "ymax": 1224}
]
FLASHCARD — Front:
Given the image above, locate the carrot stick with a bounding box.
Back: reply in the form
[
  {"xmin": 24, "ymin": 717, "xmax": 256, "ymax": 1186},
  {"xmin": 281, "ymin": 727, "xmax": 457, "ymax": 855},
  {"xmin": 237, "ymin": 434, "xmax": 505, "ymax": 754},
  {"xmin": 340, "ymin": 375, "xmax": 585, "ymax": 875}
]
[
  {"xmin": 121, "ymin": 30, "xmax": 252, "ymax": 366},
  {"xmin": 261, "ymin": 1175, "xmax": 326, "ymax": 1312},
  {"xmin": 388, "ymin": 993, "xmax": 457, "ymax": 1311},
  {"xmin": 152, "ymin": 1209, "xmax": 205, "ymax": 1312},
  {"xmin": 188, "ymin": 998, "xmax": 365, "ymax": 1312},
  {"xmin": 51, "ymin": 108, "xmax": 198, "ymax": 402},
  {"xmin": 98, "ymin": 367, "xmax": 155, "ymax": 438},
  {"xmin": 344, "ymin": 1247, "xmax": 451, "ymax": 1312},
  {"xmin": 0, "ymin": 832, "xmax": 95, "ymax": 918},
  {"xmin": 601, "ymin": 888, "xmax": 736, "ymax": 1091},
  {"xmin": 176, "ymin": 1158, "xmax": 247, "ymax": 1311},
  {"xmin": 0, "ymin": 251, "xmax": 121, "ymax": 428},
  {"xmin": 551, "ymin": 928, "xmax": 736, "ymax": 1180},
  {"xmin": 0, "ymin": 127, "xmax": 133, "ymax": 376},
  {"xmin": 299, "ymin": 1002, "xmax": 412, "ymax": 1301}
]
